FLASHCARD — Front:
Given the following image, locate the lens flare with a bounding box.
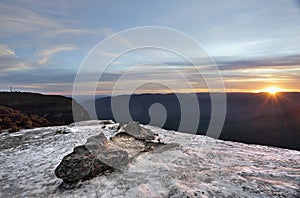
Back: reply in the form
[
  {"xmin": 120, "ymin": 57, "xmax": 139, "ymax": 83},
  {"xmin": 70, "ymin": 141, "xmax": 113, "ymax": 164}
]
[{"xmin": 262, "ymin": 86, "xmax": 281, "ymax": 95}]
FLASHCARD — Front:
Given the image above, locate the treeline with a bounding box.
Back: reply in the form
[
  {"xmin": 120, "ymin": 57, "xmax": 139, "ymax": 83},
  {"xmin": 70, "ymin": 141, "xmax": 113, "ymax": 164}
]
[{"xmin": 0, "ymin": 106, "xmax": 48, "ymax": 132}]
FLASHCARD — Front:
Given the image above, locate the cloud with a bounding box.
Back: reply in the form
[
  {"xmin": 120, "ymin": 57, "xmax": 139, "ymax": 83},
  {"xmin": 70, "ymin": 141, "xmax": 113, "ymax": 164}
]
[
  {"xmin": 0, "ymin": 5, "xmax": 93, "ymax": 37},
  {"xmin": 214, "ymin": 54, "xmax": 300, "ymax": 70},
  {"xmin": 0, "ymin": 44, "xmax": 30, "ymax": 72},
  {"xmin": 46, "ymin": 28, "xmax": 93, "ymax": 37},
  {"xmin": 158, "ymin": 54, "xmax": 300, "ymax": 71},
  {"xmin": 0, "ymin": 44, "xmax": 17, "ymax": 57},
  {"xmin": 0, "ymin": 69, "xmax": 123, "ymax": 95},
  {"xmin": 98, "ymin": 27, "xmax": 115, "ymax": 37},
  {"xmin": 37, "ymin": 44, "xmax": 78, "ymax": 65}
]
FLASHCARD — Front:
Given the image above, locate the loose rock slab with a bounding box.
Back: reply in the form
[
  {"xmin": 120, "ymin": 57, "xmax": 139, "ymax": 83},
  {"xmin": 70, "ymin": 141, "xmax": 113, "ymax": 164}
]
[
  {"xmin": 55, "ymin": 122, "xmax": 179, "ymax": 183},
  {"xmin": 54, "ymin": 145, "xmax": 112, "ymax": 183}
]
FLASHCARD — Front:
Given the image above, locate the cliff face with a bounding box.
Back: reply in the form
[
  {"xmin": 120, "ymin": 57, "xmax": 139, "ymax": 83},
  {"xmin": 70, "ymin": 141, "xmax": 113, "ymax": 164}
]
[{"xmin": 0, "ymin": 121, "xmax": 299, "ymax": 197}]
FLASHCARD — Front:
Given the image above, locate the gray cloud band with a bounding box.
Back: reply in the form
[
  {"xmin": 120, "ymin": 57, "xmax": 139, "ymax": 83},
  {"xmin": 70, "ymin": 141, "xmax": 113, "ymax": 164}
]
[{"xmin": 72, "ymin": 26, "xmax": 226, "ymax": 139}]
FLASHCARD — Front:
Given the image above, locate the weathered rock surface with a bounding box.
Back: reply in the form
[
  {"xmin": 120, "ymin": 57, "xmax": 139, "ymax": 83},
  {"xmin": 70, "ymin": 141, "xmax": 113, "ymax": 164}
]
[
  {"xmin": 54, "ymin": 145, "xmax": 112, "ymax": 183},
  {"xmin": 55, "ymin": 122, "xmax": 179, "ymax": 183},
  {"xmin": 0, "ymin": 121, "xmax": 299, "ymax": 197}
]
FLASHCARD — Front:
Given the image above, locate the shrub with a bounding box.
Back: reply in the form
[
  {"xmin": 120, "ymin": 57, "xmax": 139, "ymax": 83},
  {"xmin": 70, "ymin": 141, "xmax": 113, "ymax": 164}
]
[{"xmin": 0, "ymin": 105, "xmax": 49, "ymax": 132}]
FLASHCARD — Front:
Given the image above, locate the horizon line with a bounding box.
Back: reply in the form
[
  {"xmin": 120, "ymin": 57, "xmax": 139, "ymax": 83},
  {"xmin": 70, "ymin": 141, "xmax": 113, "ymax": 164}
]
[{"xmin": 1, "ymin": 90, "xmax": 300, "ymax": 97}]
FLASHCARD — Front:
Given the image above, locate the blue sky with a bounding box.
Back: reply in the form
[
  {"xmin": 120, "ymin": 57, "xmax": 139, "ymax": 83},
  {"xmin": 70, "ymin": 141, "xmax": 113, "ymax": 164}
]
[{"xmin": 0, "ymin": 0, "xmax": 300, "ymax": 95}]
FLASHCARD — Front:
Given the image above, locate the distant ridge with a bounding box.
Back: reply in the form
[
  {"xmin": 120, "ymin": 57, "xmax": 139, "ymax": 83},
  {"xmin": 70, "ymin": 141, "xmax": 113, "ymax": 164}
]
[
  {"xmin": 0, "ymin": 92, "xmax": 90, "ymax": 129},
  {"xmin": 94, "ymin": 92, "xmax": 300, "ymax": 150}
]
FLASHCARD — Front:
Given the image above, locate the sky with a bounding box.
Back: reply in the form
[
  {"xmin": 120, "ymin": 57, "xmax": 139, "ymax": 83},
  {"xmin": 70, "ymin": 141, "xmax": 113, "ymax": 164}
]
[{"xmin": 0, "ymin": 0, "xmax": 300, "ymax": 95}]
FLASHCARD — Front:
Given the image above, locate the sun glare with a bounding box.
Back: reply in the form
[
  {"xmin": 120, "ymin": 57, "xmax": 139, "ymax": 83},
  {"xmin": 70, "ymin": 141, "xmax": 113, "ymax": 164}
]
[{"xmin": 262, "ymin": 86, "xmax": 281, "ymax": 95}]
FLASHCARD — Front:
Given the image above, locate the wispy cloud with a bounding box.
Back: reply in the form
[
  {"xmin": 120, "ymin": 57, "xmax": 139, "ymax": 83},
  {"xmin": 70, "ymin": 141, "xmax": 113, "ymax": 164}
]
[
  {"xmin": 37, "ymin": 44, "xmax": 78, "ymax": 65},
  {"xmin": 159, "ymin": 54, "xmax": 300, "ymax": 71},
  {"xmin": 0, "ymin": 0, "xmax": 299, "ymax": 94},
  {"xmin": 215, "ymin": 54, "xmax": 300, "ymax": 70},
  {"xmin": 0, "ymin": 5, "xmax": 93, "ymax": 37},
  {"xmin": 0, "ymin": 44, "xmax": 16, "ymax": 57},
  {"xmin": 0, "ymin": 44, "xmax": 30, "ymax": 72}
]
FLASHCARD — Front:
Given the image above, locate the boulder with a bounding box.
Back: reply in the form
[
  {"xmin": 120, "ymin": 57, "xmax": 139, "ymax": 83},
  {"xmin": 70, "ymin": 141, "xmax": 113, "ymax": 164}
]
[
  {"xmin": 85, "ymin": 133, "xmax": 108, "ymax": 150},
  {"xmin": 119, "ymin": 122, "xmax": 158, "ymax": 141},
  {"xmin": 54, "ymin": 145, "xmax": 112, "ymax": 183},
  {"xmin": 55, "ymin": 122, "xmax": 179, "ymax": 184},
  {"xmin": 55, "ymin": 132, "xmax": 130, "ymax": 183},
  {"xmin": 96, "ymin": 150, "xmax": 129, "ymax": 168}
]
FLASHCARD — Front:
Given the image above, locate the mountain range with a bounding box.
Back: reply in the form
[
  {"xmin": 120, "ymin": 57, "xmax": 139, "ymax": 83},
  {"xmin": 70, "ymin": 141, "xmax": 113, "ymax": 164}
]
[{"xmin": 90, "ymin": 92, "xmax": 300, "ymax": 150}]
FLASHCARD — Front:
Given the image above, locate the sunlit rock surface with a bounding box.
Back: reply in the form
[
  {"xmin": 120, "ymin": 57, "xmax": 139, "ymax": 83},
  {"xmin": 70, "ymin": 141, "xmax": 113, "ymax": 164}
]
[{"xmin": 0, "ymin": 121, "xmax": 299, "ymax": 197}]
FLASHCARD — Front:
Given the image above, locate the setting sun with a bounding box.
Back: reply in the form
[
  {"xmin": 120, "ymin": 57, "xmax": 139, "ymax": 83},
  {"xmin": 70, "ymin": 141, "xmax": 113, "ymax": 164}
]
[{"xmin": 262, "ymin": 86, "xmax": 281, "ymax": 95}]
